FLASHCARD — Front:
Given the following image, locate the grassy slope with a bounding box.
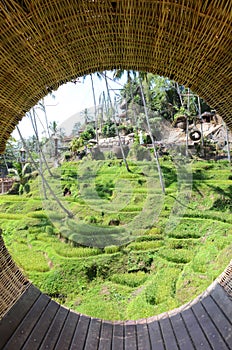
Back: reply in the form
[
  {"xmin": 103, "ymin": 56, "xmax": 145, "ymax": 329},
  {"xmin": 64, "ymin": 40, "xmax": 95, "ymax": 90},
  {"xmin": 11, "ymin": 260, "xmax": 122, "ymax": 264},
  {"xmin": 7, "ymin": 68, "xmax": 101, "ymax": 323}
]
[{"xmin": 0, "ymin": 159, "xmax": 231, "ymax": 321}]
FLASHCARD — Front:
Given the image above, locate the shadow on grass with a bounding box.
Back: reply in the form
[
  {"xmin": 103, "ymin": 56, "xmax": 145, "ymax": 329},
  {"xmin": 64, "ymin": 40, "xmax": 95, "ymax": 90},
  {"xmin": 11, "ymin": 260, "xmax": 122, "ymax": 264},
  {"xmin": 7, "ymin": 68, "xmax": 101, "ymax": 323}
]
[
  {"xmin": 161, "ymin": 165, "xmax": 177, "ymax": 187},
  {"xmin": 208, "ymin": 184, "xmax": 232, "ymax": 212}
]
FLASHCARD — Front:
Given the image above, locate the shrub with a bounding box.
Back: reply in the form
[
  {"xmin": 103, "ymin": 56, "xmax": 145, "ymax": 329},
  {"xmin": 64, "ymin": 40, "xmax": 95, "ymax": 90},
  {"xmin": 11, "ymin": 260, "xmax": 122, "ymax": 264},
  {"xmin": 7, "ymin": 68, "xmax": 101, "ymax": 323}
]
[
  {"xmin": 136, "ymin": 235, "xmax": 163, "ymax": 242},
  {"xmin": 166, "ymin": 238, "xmax": 197, "ymax": 250},
  {"xmin": 126, "ymin": 241, "xmax": 163, "ymax": 251},
  {"xmin": 104, "ymin": 245, "xmax": 120, "ymax": 254},
  {"xmin": 27, "ymin": 211, "xmax": 48, "ymax": 219},
  {"xmin": 46, "ymin": 226, "xmax": 54, "ymax": 235},
  {"xmin": 145, "ymin": 227, "xmax": 162, "ymax": 235},
  {"xmin": 102, "ymin": 121, "xmax": 116, "ymax": 138},
  {"xmin": 110, "ymin": 271, "xmax": 147, "ymax": 287},
  {"xmin": 88, "ymin": 216, "xmax": 97, "ymax": 224},
  {"xmin": 95, "ymin": 180, "xmax": 114, "ymax": 200},
  {"xmin": 54, "ymin": 245, "xmax": 102, "ymax": 258},
  {"xmin": 145, "ymin": 267, "xmax": 181, "ymax": 305},
  {"xmin": 128, "ymin": 143, "xmax": 152, "ymax": 161},
  {"xmin": 158, "ymin": 248, "xmax": 194, "ymax": 264}
]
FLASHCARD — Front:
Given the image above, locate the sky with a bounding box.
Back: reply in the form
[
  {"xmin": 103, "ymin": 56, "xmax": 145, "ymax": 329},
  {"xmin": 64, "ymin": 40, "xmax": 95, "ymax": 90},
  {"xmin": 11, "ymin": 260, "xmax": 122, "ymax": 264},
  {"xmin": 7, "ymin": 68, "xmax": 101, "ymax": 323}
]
[{"xmin": 13, "ymin": 71, "xmax": 126, "ymax": 139}]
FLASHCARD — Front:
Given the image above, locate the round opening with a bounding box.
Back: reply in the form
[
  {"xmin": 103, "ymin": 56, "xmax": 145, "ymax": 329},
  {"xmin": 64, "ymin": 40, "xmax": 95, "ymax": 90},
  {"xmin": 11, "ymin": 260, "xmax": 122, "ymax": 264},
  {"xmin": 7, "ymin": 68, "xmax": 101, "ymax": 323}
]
[{"xmin": 1, "ymin": 71, "xmax": 231, "ymax": 321}]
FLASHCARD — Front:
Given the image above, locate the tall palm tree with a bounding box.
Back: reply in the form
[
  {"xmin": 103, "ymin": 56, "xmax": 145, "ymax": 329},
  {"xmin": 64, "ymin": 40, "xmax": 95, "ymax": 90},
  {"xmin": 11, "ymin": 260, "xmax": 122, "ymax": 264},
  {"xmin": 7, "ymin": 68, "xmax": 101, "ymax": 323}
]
[
  {"xmin": 37, "ymin": 98, "xmax": 51, "ymax": 139},
  {"xmin": 16, "ymin": 126, "xmax": 74, "ymax": 218},
  {"xmin": 82, "ymin": 73, "xmax": 102, "ymax": 141},
  {"xmin": 8, "ymin": 162, "xmax": 35, "ymax": 195},
  {"xmin": 114, "ymin": 69, "xmax": 137, "ymax": 126},
  {"xmin": 28, "ymin": 109, "xmax": 54, "ymax": 178},
  {"xmin": 102, "ymin": 71, "xmax": 131, "ymax": 172},
  {"xmin": 139, "ymin": 75, "xmax": 165, "ymax": 194},
  {"xmin": 90, "ymin": 73, "xmax": 98, "ymax": 142}
]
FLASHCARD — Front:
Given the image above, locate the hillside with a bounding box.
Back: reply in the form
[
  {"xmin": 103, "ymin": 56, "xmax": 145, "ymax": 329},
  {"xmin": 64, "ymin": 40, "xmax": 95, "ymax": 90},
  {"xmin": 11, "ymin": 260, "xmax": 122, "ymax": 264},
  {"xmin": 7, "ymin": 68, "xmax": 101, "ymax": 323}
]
[{"xmin": 0, "ymin": 159, "xmax": 231, "ymax": 321}]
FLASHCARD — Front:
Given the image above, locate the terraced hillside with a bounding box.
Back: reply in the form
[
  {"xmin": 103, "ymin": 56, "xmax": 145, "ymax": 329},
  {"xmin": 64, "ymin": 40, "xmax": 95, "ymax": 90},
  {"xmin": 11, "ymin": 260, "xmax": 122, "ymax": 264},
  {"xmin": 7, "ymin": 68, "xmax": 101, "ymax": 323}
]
[{"xmin": 0, "ymin": 159, "xmax": 231, "ymax": 320}]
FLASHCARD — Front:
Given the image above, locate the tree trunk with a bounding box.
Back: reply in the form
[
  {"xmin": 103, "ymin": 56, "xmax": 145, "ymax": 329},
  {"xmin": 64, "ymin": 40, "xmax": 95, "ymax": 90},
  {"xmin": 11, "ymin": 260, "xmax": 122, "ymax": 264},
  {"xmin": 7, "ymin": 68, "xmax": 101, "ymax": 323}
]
[
  {"xmin": 103, "ymin": 72, "xmax": 131, "ymax": 172},
  {"xmin": 224, "ymin": 121, "xmax": 231, "ymax": 165},
  {"xmin": 90, "ymin": 74, "xmax": 98, "ymax": 143},
  {"xmin": 30, "ymin": 109, "xmax": 54, "ymax": 178},
  {"xmin": 185, "ymin": 88, "xmax": 190, "ymax": 157},
  {"xmin": 16, "ymin": 126, "xmax": 74, "ymax": 218},
  {"xmin": 139, "ymin": 77, "xmax": 165, "ymax": 194}
]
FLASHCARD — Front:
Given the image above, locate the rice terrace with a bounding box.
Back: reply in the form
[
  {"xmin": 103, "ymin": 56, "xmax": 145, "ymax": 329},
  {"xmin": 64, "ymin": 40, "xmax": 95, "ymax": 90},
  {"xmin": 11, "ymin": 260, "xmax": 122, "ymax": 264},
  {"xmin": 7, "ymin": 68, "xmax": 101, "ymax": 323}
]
[
  {"xmin": 0, "ymin": 1, "xmax": 231, "ymax": 349},
  {"xmin": 1, "ymin": 139, "xmax": 231, "ymax": 320}
]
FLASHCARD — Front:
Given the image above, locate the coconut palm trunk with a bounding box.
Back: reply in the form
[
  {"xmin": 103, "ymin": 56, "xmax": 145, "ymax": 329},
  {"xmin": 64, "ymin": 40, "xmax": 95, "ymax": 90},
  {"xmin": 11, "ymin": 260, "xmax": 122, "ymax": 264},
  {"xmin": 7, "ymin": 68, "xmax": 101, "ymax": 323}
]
[
  {"xmin": 103, "ymin": 71, "xmax": 131, "ymax": 172},
  {"xmin": 16, "ymin": 126, "xmax": 74, "ymax": 218},
  {"xmin": 197, "ymin": 96, "xmax": 204, "ymax": 150},
  {"xmin": 224, "ymin": 121, "xmax": 231, "ymax": 165},
  {"xmin": 185, "ymin": 88, "xmax": 190, "ymax": 157},
  {"xmin": 90, "ymin": 74, "xmax": 98, "ymax": 143},
  {"xmin": 139, "ymin": 76, "xmax": 165, "ymax": 194},
  {"xmin": 29, "ymin": 109, "xmax": 54, "ymax": 178}
]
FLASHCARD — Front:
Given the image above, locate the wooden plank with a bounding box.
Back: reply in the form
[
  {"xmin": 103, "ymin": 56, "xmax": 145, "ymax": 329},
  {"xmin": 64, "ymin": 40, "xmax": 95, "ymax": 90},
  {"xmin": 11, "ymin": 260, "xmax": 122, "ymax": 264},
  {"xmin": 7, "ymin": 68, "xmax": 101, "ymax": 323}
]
[
  {"xmin": 98, "ymin": 321, "xmax": 113, "ymax": 350},
  {"xmin": 169, "ymin": 313, "xmax": 195, "ymax": 350},
  {"xmin": 69, "ymin": 314, "xmax": 91, "ymax": 350},
  {"xmin": 124, "ymin": 321, "xmax": 137, "ymax": 350},
  {"xmin": 22, "ymin": 299, "xmax": 59, "ymax": 350},
  {"xmin": 211, "ymin": 284, "xmax": 232, "ymax": 321},
  {"xmin": 159, "ymin": 317, "xmax": 179, "ymax": 350},
  {"xmin": 136, "ymin": 322, "xmax": 151, "ymax": 350},
  {"xmin": 181, "ymin": 308, "xmax": 211, "ymax": 350},
  {"xmin": 36, "ymin": 305, "xmax": 69, "ymax": 350},
  {"xmin": 0, "ymin": 285, "xmax": 41, "ymax": 348},
  {"xmin": 112, "ymin": 323, "xmax": 124, "ymax": 350},
  {"xmin": 201, "ymin": 295, "xmax": 232, "ymax": 349},
  {"xmin": 3, "ymin": 293, "xmax": 50, "ymax": 350},
  {"xmin": 84, "ymin": 318, "xmax": 101, "ymax": 350},
  {"xmin": 54, "ymin": 311, "xmax": 79, "ymax": 350},
  {"xmin": 192, "ymin": 301, "xmax": 229, "ymax": 350},
  {"xmin": 147, "ymin": 319, "xmax": 165, "ymax": 350}
]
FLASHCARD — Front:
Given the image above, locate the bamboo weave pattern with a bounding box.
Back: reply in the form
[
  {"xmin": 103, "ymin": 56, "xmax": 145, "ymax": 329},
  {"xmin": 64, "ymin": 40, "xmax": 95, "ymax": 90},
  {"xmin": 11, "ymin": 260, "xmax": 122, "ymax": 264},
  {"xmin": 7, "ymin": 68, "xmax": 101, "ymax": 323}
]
[
  {"xmin": 0, "ymin": 0, "xmax": 231, "ymax": 152},
  {"xmin": 0, "ymin": 232, "xmax": 29, "ymax": 319}
]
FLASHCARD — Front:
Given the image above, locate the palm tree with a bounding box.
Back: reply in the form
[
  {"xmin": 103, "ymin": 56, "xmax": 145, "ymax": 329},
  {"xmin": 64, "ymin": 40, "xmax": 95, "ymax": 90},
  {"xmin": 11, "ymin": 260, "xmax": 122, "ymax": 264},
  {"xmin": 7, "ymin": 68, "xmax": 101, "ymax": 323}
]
[
  {"xmin": 102, "ymin": 71, "xmax": 131, "ymax": 172},
  {"xmin": 28, "ymin": 109, "xmax": 54, "ymax": 178},
  {"xmin": 37, "ymin": 98, "xmax": 51, "ymax": 139},
  {"xmin": 114, "ymin": 70, "xmax": 165, "ymax": 192},
  {"xmin": 114, "ymin": 69, "xmax": 137, "ymax": 126},
  {"xmin": 16, "ymin": 126, "xmax": 74, "ymax": 218},
  {"xmin": 36, "ymin": 93, "xmax": 56, "ymax": 139},
  {"xmin": 82, "ymin": 73, "xmax": 102, "ymax": 141},
  {"xmin": 90, "ymin": 74, "xmax": 98, "ymax": 142},
  {"xmin": 139, "ymin": 75, "xmax": 165, "ymax": 194},
  {"xmin": 223, "ymin": 121, "xmax": 231, "ymax": 165}
]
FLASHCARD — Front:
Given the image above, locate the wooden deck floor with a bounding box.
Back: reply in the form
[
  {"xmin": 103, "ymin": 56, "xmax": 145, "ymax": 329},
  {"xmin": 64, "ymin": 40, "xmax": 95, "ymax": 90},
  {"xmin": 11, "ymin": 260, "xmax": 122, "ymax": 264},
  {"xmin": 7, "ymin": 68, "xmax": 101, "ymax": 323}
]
[{"xmin": 0, "ymin": 283, "xmax": 231, "ymax": 350}]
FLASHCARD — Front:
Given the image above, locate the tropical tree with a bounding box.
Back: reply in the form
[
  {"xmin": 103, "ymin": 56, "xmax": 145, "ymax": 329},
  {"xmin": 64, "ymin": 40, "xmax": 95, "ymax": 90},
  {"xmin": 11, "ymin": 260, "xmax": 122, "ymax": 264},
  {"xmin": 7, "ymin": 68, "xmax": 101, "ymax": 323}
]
[
  {"xmin": 8, "ymin": 162, "xmax": 37, "ymax": 195},
  {"xmin": 90, "ymin": 74, "xmax": 98, "ymax": 142},
  {"xmin": 71, "ymin": 122, "xmax": 81, "ymax": 137},
  {"xmin": 28, "ymin": 109, "xmax": 53, "ymax": 178},
  {"xmin": 102, "ymin": 71, "xmax": 131, "ymax": 172},
  {"xmin": 139, "ymin": 75, "xmax": 165, "ymax": 194},
  {"xmin": 70, "ymin": 137, "xmax": 84, "ymax": 156},
  {"xmin": 16, "ymin": 125, "xmax": 74, "ymax": 218}
]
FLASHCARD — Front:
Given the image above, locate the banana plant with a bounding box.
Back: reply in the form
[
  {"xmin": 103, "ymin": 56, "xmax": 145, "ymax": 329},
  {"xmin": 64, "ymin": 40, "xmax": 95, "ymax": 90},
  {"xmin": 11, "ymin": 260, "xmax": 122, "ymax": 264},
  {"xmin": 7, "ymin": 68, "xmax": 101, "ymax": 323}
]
[{"xmin": 8, "ymin": 162, "xmax": 37, "ymax": 195}]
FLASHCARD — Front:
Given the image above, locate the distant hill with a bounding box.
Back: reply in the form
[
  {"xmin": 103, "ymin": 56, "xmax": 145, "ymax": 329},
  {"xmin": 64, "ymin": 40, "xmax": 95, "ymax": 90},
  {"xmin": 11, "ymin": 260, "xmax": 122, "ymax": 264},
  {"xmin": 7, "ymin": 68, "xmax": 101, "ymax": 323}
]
[{"xmin": 59, "ymin": 106, "xmax": 96, "ymax": 136}]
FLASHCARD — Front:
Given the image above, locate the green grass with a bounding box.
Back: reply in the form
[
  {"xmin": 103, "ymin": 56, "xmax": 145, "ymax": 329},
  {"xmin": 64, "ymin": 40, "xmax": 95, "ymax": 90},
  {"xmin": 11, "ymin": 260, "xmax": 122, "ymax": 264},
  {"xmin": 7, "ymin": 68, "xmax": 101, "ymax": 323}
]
[
  {"xmin": 110, "ymin": 271, "xmax": 148, "ymax": 287},
  {"xmin": 0, "ymin": 158, "xmax": 231, "ymax": 320}
]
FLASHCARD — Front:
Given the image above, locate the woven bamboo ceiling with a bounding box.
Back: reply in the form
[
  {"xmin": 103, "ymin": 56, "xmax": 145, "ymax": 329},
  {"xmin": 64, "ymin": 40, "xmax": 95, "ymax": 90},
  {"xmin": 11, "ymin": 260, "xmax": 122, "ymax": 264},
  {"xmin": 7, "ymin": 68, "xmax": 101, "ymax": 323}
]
[{"xmin": 0, "ymin": 0, "xmax": 231, "ymax": 152}]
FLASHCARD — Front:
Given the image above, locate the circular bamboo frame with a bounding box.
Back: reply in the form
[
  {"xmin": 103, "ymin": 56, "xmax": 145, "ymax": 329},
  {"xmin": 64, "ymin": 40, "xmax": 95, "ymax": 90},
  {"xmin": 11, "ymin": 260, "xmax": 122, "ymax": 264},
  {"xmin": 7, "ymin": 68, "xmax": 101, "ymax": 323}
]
[{"xmin": 0, "ymin": 0, "xmax": 231, "ymax": 325}]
